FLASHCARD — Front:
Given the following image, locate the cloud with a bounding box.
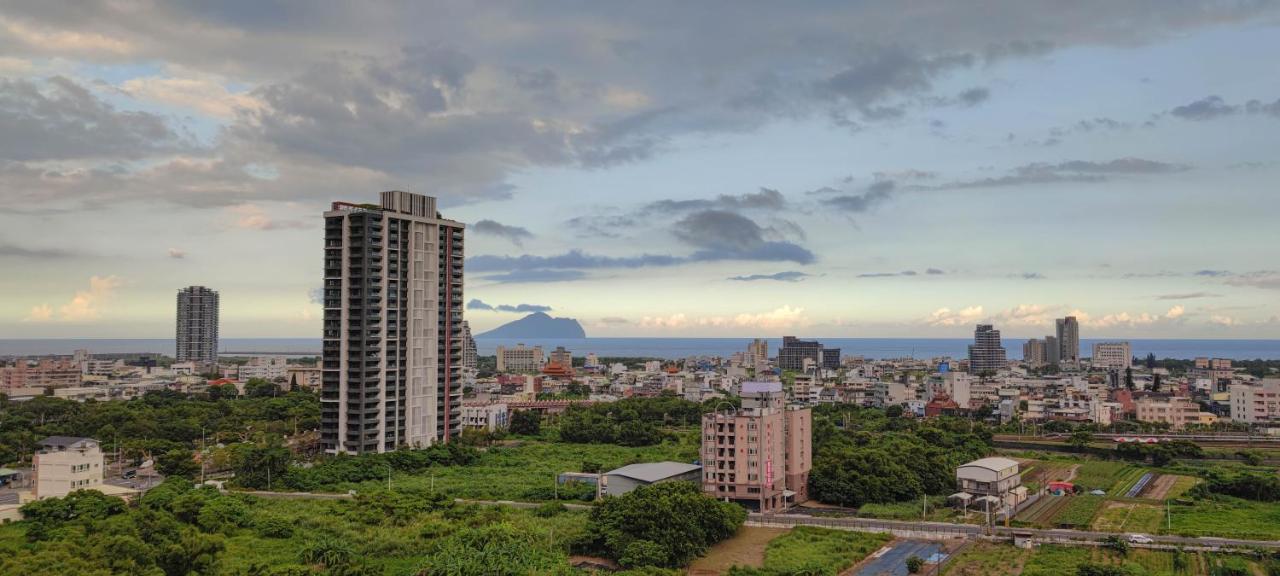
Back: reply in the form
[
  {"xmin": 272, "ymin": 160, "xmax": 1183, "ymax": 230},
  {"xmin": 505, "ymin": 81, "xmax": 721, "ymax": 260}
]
[
  {"xmin": 640, "ymin": 305, "xmax": 808, "ymax": 331},
  {"xmin": 1018, "ymin": 272, "xmax": 1046, "ymax": 280},
  {"xmin": 1225, "ymin": 271, "xmax": 1280, "ymax": 290},
  {"xmin": 926, "ymin": 305, "xmax": 985, "ymax": 327},
  {"xmin": 1193, "ymin": 269, "xmax": 1230, "ymax": 277},
  {"xmin": 308, "ymin": 287, "xmax": 324, "ymax": 304},
  {"xmin": 728, "ymin": 271, "xmax": 811, "ymax": 282},
  {"xmin": 467, "ymin": 298, "xmax": 552, "ymax": 313},
  {"xmin": 642, "ymin": 188, "xmax": 787, "ymax": 215},
  {"xmin": 1155, "ymin": 292, "xmax": 1220, "ymax": 300},
  {"xmin": 824, "ymin": 180, "xmax": 895, "ymax": 213},
  {"xmin": 673, "ymin": 210, "xmax": 816, "ymax": 264},
  {"xmin": 1165, "ymin": 305, "xmax": 1185, "ymax": 319},
  {"xmin": 23, "ymin": 304, "xmax": 52, "ymax": 322},
  {"xmin": 0, "ymin": 241, "xmax": 77, "ymax": 259},
  {"xmin": 120, "ymin": 73, "xmax": 261, "ymax": 119},
  {"xmin": 858, "ymin": 270, "xmax": 919, "ymax": 278},
  {"xmin": 1168, "ymin": 95, "xmax": 1280, "ymax": 121},
  {"xmin": 26, "ymin": 275, "xmax": 123, "ymax": 322},
  {"xmin": 479, "ymin": 269, "xmax": 587, "ymax": 284},
  {"xmin": 1209, "ymin": 314, "xmax": 1240, "ymax": 326},
  {"xmin": 931, "ymin": 157, "xmax": 1189, "ymax": 190},
  {"xmin": 598, "ymin": 316, "xmax": 630, "ymax": 325},
  {"xmin": 0, "ymin": 16, "xmax": 133, "ymax": 56},
  {"xmin": 227, "ymin": 203, "xmax": 308, "ymax": 231},
  {"xmin": 472, "ymin": 219, "xmax": 534, "ymax": 246},
  {"xmin": 926, "ymin": 268, "xmax": 946, "ymax": 275},
  {"xmin": 167, "ymin": 248, "xmax": 186, "ymax": 259},
  {"xmin": 0, "ymin": 76, "xmax": 194, "ymax": 162},
  {"xmin": 469, "ymin": 250, "xmax": 684, "ymax": 272}
]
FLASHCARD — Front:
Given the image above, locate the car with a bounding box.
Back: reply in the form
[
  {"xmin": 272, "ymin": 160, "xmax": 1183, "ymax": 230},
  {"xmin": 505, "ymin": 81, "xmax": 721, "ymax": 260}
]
[
  {"xmin": 122, "ymin": 469, "xmax": 137, "ymax": 479},
  {"xmin": 1126, "ymin": 534, "xmax": 1154, "ymax": 544}
]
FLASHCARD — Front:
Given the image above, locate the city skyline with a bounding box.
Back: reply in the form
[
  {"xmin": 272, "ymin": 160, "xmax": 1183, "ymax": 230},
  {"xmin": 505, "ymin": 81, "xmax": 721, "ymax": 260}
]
[{"xmin": 2, "ymin": 3, "xmax": 1280, "ymax": 339}]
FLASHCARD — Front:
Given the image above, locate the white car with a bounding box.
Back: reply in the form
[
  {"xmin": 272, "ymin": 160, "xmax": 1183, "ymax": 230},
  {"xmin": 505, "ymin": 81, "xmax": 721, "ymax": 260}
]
[{"xmin": 1126, "ymin": 534, "xmax": 1154, "ymax": 544}]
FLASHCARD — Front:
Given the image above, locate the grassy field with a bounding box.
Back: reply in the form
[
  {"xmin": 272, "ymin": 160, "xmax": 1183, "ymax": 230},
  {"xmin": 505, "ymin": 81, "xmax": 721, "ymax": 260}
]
[
  {"xmin": 1168, "ymin": 495, "xmax": 1280, "ymax": 540},
  {"xmin": 945, "ymin": 542, "xmax": 1274, "ymax": 576},
  {"xmin": 1090, "ymin": 501, "xmax": 1164, "ymax": 533},
  {"xmin": 336, "ymin": 438, "xmax": 699, "ymax": 502},
  {"xmin": 1049, "ymin": 495, "xmax": 1104, "ymax": 528},
  {"xmin": 727, "ymin": 527, "xmax": 891, "ymax": 575},
  {"xmin": 1162, "ymin": 475, "xmax": 1200, "ymax": 499},
  {"xmin": 858, "ymin": 496, "xmax": 967, "ymax": 522}
]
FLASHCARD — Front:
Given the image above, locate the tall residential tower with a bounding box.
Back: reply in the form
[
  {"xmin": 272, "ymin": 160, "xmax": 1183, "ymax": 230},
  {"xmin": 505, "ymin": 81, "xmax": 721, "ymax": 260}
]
[
  {"xmin": 967, "ymin": 324, "xmax": 1007, "ymax": 374},
  {"xmin": 321, "ymin": 191, "xmax": 465, "ymax": 454},
  {"xmin": 176, "ymin": 286, "xmax": 219, "ymax": 366},
  {"xmin": 1056, "ymin": 316, "xmax": 1080, "ymax": 365}
]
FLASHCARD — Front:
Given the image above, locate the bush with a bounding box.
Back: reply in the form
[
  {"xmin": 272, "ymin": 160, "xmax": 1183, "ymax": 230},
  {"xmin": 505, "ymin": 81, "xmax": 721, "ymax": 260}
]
[
  {"xmin": 509, "ymin": 410, "xmax": 541, "ymax": 436},
  {"xmin": 577, "ymin": 481, "xmax": 745, "ymax": 568},
  {"xmin": 255, "ymin": 516, "xmax": 294, "ymax": 539},
  {"xmin": 906, "ymin": 555, "xmax": 924, "ymax": 573},
  {"xmin": 299, "ymin": 536, "xmax": 355, "ymax": 568}
]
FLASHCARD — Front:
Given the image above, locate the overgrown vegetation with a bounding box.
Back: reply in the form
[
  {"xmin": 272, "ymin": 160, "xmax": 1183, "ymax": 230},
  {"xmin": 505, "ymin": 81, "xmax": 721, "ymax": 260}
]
[
  {"xmin": 725, "ymin": 527, "xmax": 891, "ymax": 575},
  {"xmin": 808, "ymin": 406, "xmax": 992, "ymax": 506},
  {"xmin": 574, "ymin": 481, "xmax": 745, "ymax": 569}
]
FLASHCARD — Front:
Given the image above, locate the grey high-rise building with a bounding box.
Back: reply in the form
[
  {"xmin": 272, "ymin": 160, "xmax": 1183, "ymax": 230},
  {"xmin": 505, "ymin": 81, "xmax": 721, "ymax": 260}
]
[
  {"xmin": 1045, "ymin": 335, "xmax": 1061, "ymax": 365},
  {"xmin": 176, "ymin": 286, "xmax": 219, "ymax": 366},
  {"xmin": 460, "ymin": 320, "xmax": 478, "ymax": 371},
  {"xmin": 1056, "ymin": 316, "xmax": 1080, "ymax": 364},
  {"xmin": 321, "ymin": 191, "xmax": 465, "ymax": 455},
  {"xmin": 778, "ymin": 336, "xmax": 823, "ymax": 371},
  {"xmin": 967, "ymin": 324, "xmax": 1007, "ymax": 374},
  {"xmin": 821, "ymin": 348, "xmax": 841, "ymax": 370},
  {"xmin": 1022, "ymin": 338, "xmax": 1047, "ymax": 367}
]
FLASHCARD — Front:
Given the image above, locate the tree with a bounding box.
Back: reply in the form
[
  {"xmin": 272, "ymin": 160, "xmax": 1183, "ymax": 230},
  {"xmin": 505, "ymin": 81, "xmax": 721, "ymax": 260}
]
[
  {"xmin": 577, "ymin": 482, "xmax": 745, "ymax": 568},
  {"xmin": 1145, "ymin": 353, "xmax": 1157, "ymax": 370},
  {"xmin": 509, "ymin": 410, "xmax": 541, "ymax": 436},
  {"xmin": 231, "ymin": 442, "xmax": 291, "ymax": 490},
  {"xmin": 1151, "ymin": 373, "xmax": 1162, "ymax": 393},
  {"xmin": 1068, "ymin": 431, "xmax": 1094, "ymax": 453},
  {"xmin": 1124, "ymin": 367, "xmax": 1135, "ymax": 391},
  {"xmin": 243, "ymin": 379, "xmax": 279, "ymax": 398},
  {"xmin": 156, "ymin": 449, "xmax": 200, "ymax": 480},
  {"xmin": 906, "ymin": 555, "xmax": 925, "ymax": 573},
  {"xmin": 885, "ymin": 404, "xmax": 904, "ymax": 418}
]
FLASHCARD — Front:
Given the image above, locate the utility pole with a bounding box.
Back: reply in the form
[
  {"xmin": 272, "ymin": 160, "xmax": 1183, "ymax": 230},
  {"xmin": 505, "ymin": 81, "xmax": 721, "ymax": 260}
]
[{"xmin": 385, "ymin": 463, "xmax": 392, "ymax": 491}]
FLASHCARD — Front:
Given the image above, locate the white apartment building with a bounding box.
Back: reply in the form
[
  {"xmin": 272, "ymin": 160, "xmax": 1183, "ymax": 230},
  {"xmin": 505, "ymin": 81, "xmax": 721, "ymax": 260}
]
[
  {"xmin": 32, "ymin": 437, "xmax": 104, "ymax": 499},
  {"xmin": 496, "ymin": 344, "xmax": 544, "ymax": 373},
  {"xmin": 1135, "ymin": 395, "xmax": 1212, "ymax": 430},
  {"xmin": 1091, "ymin": 342, "xmax": 1132, "ymax": 370},
  {"xmin": 1230, "ymin": 380, "xmax": 1280, "ymax": 424},
  {"xmin": 459, "ymin": 402, "xmax": 509, "ymax": 432},
  {"xmin": 238, "ymin": 356, "xmax": 288, "ymax": 381},
  {"xmin": 321, "ymin": 191, "xmax": 466, "ymax": 454}
]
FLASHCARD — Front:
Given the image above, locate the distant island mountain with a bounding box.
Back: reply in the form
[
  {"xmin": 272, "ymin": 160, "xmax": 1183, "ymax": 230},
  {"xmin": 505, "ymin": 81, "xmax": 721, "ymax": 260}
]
[{"xmin": 476, "ymin": 312, "xmax": 586, "ymax": 339}]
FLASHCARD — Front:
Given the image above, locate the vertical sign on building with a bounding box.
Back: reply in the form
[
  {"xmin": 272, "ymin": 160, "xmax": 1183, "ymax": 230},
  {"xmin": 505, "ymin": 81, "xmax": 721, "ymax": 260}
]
[{"xmin": 765, "ymin": 456, "xmax": 773, "ymax": 487}]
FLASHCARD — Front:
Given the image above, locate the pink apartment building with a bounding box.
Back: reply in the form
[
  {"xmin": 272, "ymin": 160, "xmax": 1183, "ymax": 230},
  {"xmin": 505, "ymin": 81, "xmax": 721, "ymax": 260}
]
[{"xmin": 701, "ymin": 381, "xmax": 811, "ymax": 512}]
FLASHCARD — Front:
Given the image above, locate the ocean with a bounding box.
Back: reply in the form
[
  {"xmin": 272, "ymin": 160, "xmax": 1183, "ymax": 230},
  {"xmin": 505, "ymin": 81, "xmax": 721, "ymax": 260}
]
[{"xmin": 2, "ymin": 337, "xmax": 1278, "ymax": 361}]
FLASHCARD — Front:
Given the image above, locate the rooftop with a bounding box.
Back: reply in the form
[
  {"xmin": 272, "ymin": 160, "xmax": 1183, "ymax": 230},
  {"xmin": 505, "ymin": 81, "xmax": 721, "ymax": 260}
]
[
  {"xmin": 958, "ymin": 457, "xmax": 1019, "ymax": 472},
  {"xmin": 604, "ymin": 461, "xmax": 701, "ymax": 483}
]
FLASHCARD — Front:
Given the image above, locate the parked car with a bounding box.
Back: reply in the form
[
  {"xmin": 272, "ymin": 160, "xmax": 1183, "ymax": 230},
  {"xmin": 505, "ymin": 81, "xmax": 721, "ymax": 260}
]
[
  {"xmin": 122, "ymin": 469, "xmax": 137, "ymax": 479},
  {"xmin": 1127, "ymin": 534, "xmax": 1154, "ymax": 544}
]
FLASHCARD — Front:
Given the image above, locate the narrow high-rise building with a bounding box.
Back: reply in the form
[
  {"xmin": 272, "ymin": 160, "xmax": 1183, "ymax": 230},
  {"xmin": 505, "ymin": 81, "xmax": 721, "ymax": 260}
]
[
  {"xmin": 460, "ymin": 321, "xmax": 478, "ymax": 371},
  {"xmin": 701, "ymin": 381, "xmax": 811, "ymax": 512},
  {"xmin": 967, "ymin": 324, "xmax": 1007, "ymax": 374},
  {"xmin": 1022, "ymin": 338, "xmax": 1047, "ymax": 367},
  {"xmin": 1056, "ymin": 316, "xmax": 1080, "ymax": 364},
  {"xmin": 777, "ymin": 336, "xmax": 822, "ymax": 371},
  {"xmin": 1044, "ymin": 335, "xmax": 1061, "ymax": 365},
  {"xmin": 176, "ymin": 286, "xmax": 219, "ymax": 366},
  {"xmin": 321, "ymin": 191, "xmax": 465, "ymax": 454}
]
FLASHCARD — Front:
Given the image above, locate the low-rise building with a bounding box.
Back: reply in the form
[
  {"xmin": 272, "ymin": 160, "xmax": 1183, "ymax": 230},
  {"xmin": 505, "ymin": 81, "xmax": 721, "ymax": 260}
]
[
  {"xmin": 32, "ymin": 437, "xmax": 105, "ymax": 499},
  {"xmin": 1135, "ymin": 395, "xmax": 1209, "ymax": 430},
  {"xmin": 496, "ymin": 344, "xmax": 544, "ymax": 373},
  {"xmin": 238, "ymin": 356, "xmax": 288, "ymax": 382},
  {"xmin": 1230, "ymin": 380, "xmax": 1280, "ymax": 424},
  {"xmin": 603, "ymin": 461, "xmax": 702, "ymax": 497},
  {"xmin": 460, "ymin": 402, "xmax": 509, "ymax": 432},
  {"xmin": 1091, "ymin": 342, "xmax": 1132, "ymax": 370},
  {"xmin": 953, "ymin": 456, "xmax": 1026, "ymax": 514}
]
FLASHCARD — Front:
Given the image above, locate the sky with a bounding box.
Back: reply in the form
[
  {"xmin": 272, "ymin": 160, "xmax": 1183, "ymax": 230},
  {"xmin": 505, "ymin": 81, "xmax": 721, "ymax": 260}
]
[{"xmin": 0, "ymin": 1, "xmax": 1278, "ymax": 340}]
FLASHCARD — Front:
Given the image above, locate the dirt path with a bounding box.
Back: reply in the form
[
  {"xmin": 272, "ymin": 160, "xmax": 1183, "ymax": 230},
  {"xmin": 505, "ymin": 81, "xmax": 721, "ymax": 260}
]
[
  {"xmin": 1141, "ymin": 474, "xmax": 1177, "ymax": 500},
  {"xmin": 688, "ymin": 526, "xmax": 789, "ymax": 575},
  {"xmin": 1063, "ymin": 464, "xmax": 1080, "ymax": 482}
]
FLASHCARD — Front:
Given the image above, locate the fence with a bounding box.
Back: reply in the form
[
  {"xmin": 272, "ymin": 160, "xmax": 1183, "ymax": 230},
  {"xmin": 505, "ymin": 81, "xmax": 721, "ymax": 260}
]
[{"xmin": 748, "ymin": 513, "xmax": 978, "ymax": 540}]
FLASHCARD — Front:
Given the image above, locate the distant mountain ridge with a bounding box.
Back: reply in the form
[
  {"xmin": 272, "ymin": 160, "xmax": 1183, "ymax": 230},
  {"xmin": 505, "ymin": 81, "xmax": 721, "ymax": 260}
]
[{"xmin": 476, "ymin": 312, "xmax": 586, "ymax": 339}]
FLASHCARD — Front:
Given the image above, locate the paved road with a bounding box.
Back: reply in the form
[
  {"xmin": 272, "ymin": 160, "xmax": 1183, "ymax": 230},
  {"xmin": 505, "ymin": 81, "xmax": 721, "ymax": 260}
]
[
  {"xmin": 853, "ymin": 540, "xmax": 944, "ymax": 576},
  {"xmin": 749, "ymin": 513, "xmax": 1280, "ymax": 551}
]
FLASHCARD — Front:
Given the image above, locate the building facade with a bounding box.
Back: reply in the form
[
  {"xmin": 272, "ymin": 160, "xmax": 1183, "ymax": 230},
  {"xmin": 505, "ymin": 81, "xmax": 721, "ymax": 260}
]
[
  {"xmin": 1230, "ymin": 380, "xmax": 1280, "ymax": 424},
  {"xmin": 1091, "ymin": 342, "xmax": 1132, "ymax": 370},
  {"xmin": 1056, "ymin": 316, "xmax": 1080, "ymax": 365},
  {"xmin": 777, "ymin": 336, "xmax": 822, "ymax": 372},
  {"xmin": 701, "ymin": 381, "xmax": 811, "ymax": 512},
  {"xmin": 460, "ymin": 402, "xmax": 509, "ymax": 431},
  {"xmin": 1022, "ymin": 339, "xmax": 1047, "ymax": 367},
  {"xmin": 32, "ymin": 437, "xmax": 104, "ymax": 499},
  {"xmin": 496, "ymin": 344, "xmax": 544, "ymax": 372},
  {"xmin": 967, "ymin": 324, "xmax": 1007, "ymax": 374},
  {"xmin": 176, "ymin": 286, "xmax": 219, "ymax": 366},
  {"xmin": 1135, "ymin": 395, "xmax": 1210, "ymax": 430},
  {"xmin": 238, "ymin": 356, "xmax": 288, "ymax": 382},
  {"xmin": 460, "ymin": 321, "xmax": 478, "ymax": 370},
  {"xmin": 548, "ymin": 346, "xmax": 573, "ymax": 369},
  {"xmin": 321, "ymin": 191, "xmax": 465, "ymax": 454},
  {"xmin": 820, "ymin": 348, "xmax": 841, "ymax": 370}
]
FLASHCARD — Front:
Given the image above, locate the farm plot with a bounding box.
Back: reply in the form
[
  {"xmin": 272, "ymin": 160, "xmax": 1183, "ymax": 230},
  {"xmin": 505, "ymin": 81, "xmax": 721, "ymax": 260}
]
[
  {"xmin": 1020, "ymin": 460, "xmax": 1075, "ymax": 485},
  {"xmin": 1148, "ymin": 474, "xmax": 1199, "ymax": 500},
  {"xmin": 1124, "ymin": 472, "xmax": 1155, "ymax": 498},
  {"xmin": 1091, "ymin": 502, "xmax": 1164, "ymax": 533},
  {"xmin": 1108, "ymin": 466, "xmax": 1149, "ymax": 496},
  {"xmin": 1014, "ymin": 495, "xmax": 1069, "ymax": 526},
  {"xmin": 1050, "ymin": 495, "xmax": 1104, "ymax": 528},
  {"xmin": 1073, "ymin": 461, "xmax": 1134, "ymax": 493}
]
